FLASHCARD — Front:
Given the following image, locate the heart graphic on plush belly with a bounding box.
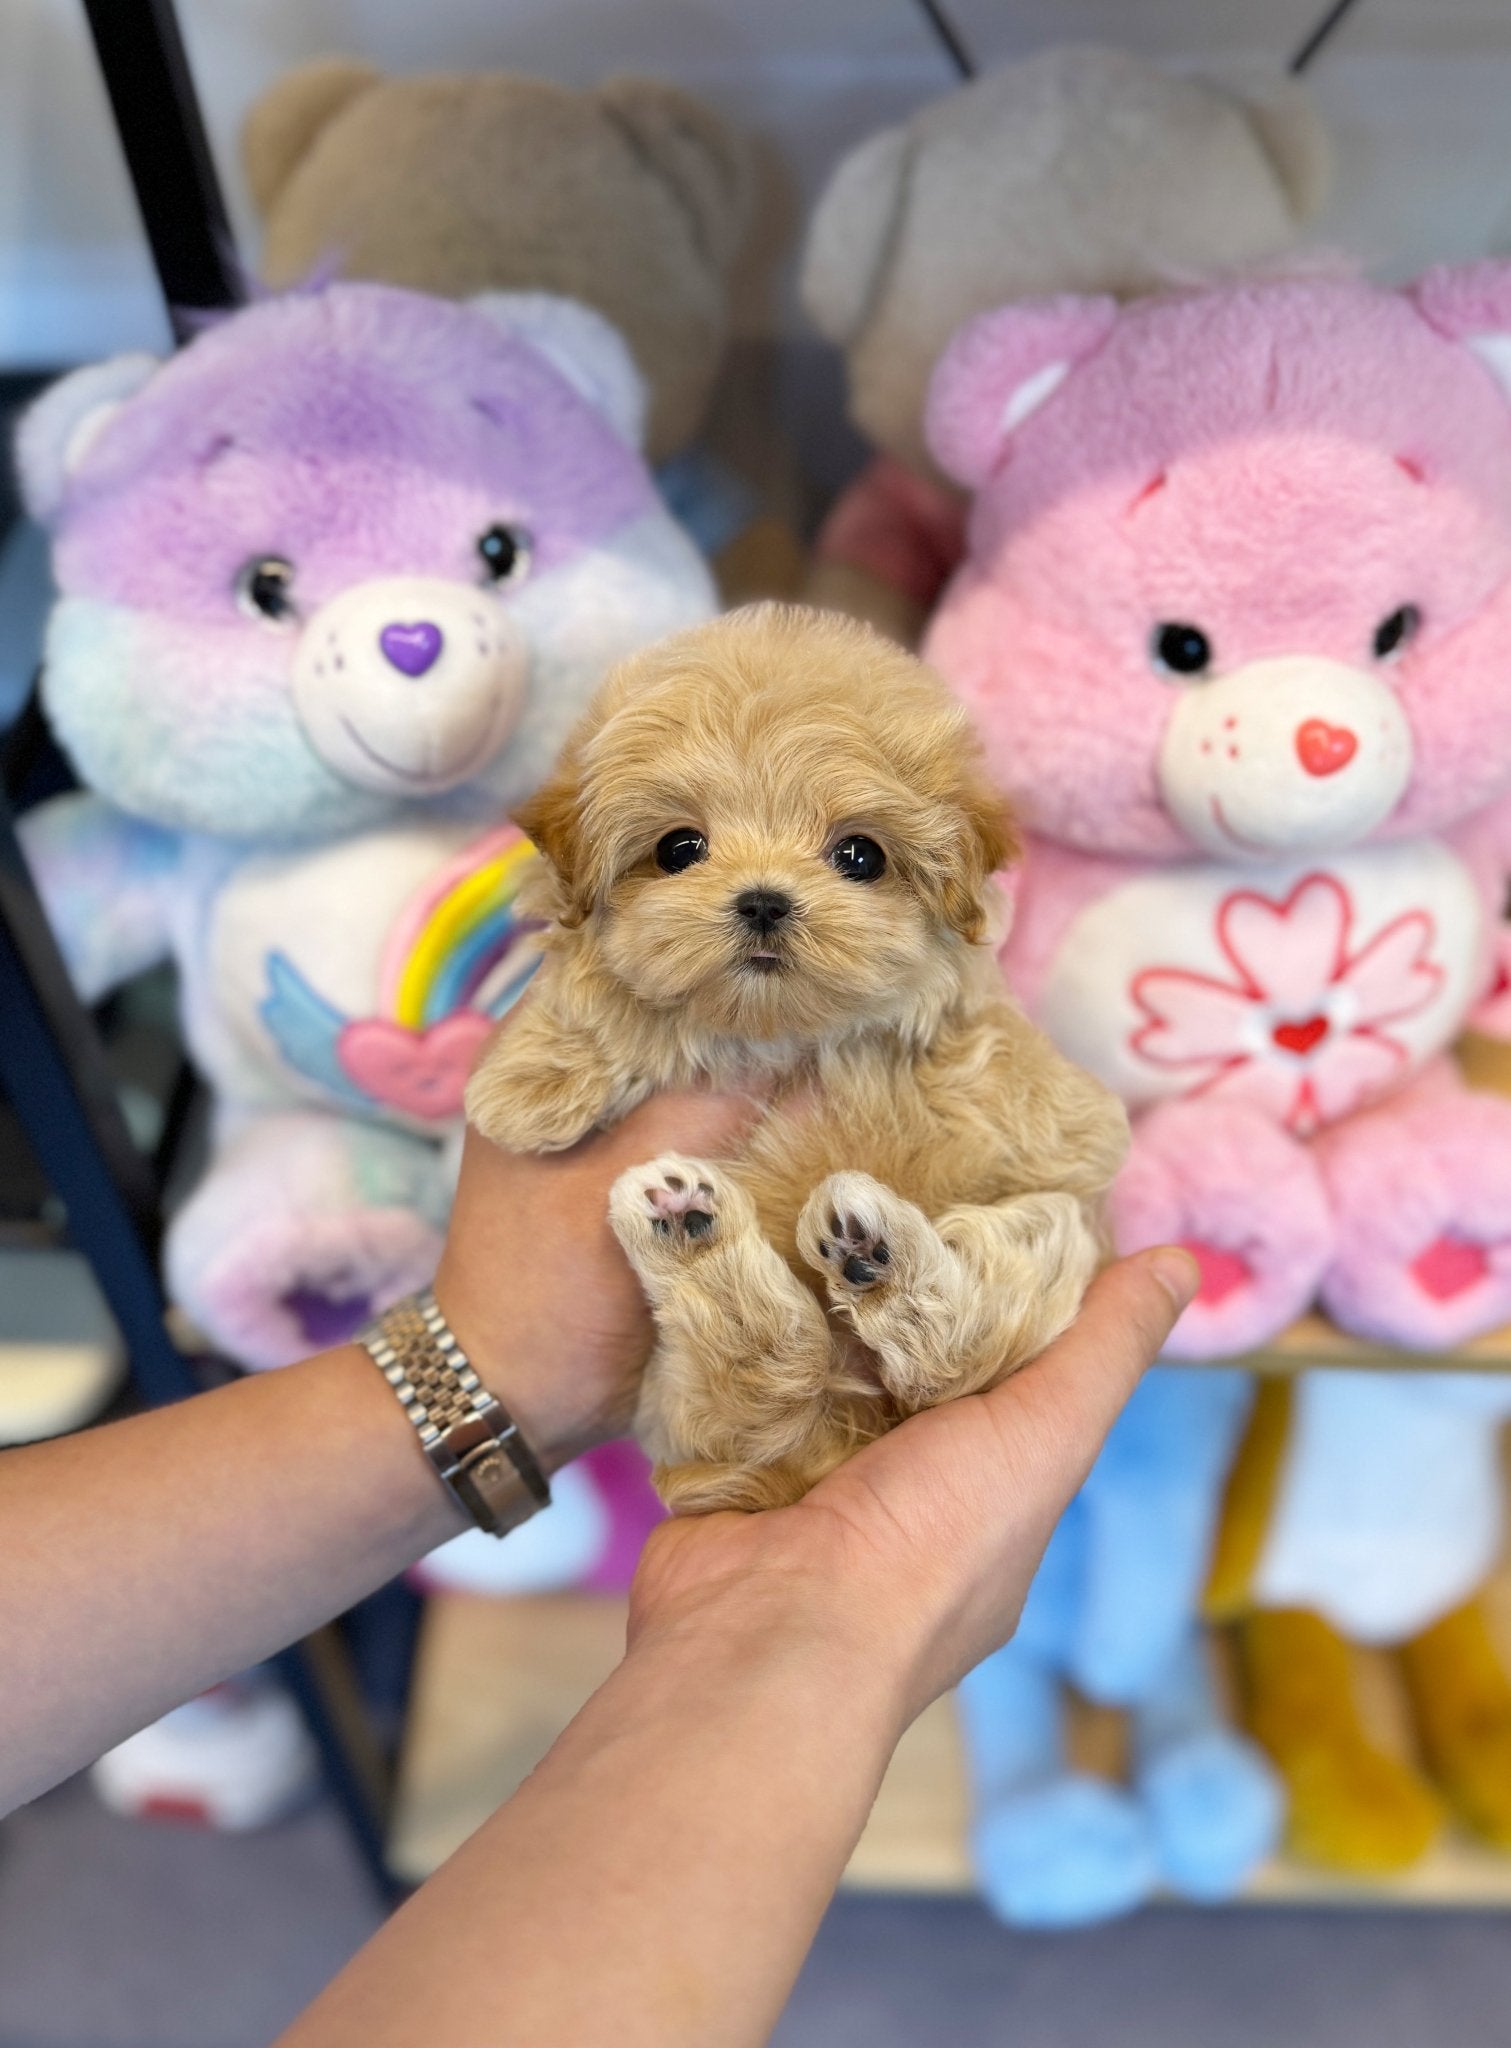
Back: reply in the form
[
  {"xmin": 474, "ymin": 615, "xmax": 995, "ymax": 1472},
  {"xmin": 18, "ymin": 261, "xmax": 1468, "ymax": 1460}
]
[
  {"xmin": 1271, "ymin": 1014, "xmax": 1329, "ymax": 1056},
  {"xmin": 338, "ymin": 1012, "xmax": 494, "ymax": 1120}
]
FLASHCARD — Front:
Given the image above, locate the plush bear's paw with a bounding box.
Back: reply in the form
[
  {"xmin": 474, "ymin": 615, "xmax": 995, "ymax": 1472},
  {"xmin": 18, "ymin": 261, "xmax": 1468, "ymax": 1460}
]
[
  {"xmin": 1318, "ymin": 1085, "xmax": 1511, "ymax": 1347},
  {"xmin": 185, "ymin": 1209, "xmax": 442, "ymax": 1371},
  {"xmin": 970, "ymin": 1775, "xmax": 1159, "ymax": 1929},
  {"xmin": 1112, "ymin": 1099, "xmax": 1335, "ymax": 1356}
]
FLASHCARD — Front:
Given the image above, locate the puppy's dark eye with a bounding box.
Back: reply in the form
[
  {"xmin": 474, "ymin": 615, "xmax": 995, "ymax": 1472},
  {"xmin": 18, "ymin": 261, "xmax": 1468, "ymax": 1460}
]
[
  {"xmin": 477, "ymin": 523, "xmax": 533, "ymax": 586},
  {"xmin": 1151, "ymin": 622, "xmax": 1212, "ymax": 677},
  {"xmin": 829, "ymin": 835, "xmax": 886, "ymax": 882},
  {"xmin": 655, "ymin": 829, "xmax": 708, "ymax": 874},
  {"xmin": 235, "ymin": 555, "xmax": 297, "ymax": 624},
  {"xmin": 1373, "ymin": 604, "xmax": 1420, "ymax": 661}
]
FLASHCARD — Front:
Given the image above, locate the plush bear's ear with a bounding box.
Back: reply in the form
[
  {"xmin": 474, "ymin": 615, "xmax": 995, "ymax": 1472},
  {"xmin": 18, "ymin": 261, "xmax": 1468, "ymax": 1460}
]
[
  {"xmin": 1220, "ymin": 71, "xmax": 1332, "ymax": 225},
  {"xmin": 15, "ymin": 353, "xmax": 160, "ymax": 524},
  {"xmin": 241, "ymin": 57, "xmax": 382, "ymax": 216},
  {"xmin": 799, "ymin": 124, "xmax": 912, "ymax": 348},
  {"xmin": 598, "ymin": 78, "xmax": 755, "ymax": 278},
  {"xmin": 924, "ymin": 296, "xmax": 1118, "ymax": 491},
  {"xmin": 469, "ymin": 292, "xmax": 647, "ymax": 450},
  {"xmin": 1408, "ymin": 260, "xmax": 1511, "ymax": 401}
]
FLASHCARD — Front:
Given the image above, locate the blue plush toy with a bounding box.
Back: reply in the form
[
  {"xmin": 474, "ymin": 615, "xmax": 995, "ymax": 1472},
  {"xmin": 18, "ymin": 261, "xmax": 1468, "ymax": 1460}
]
[{"xmin": 958, "ymin": 1368, "xmax": 1281, "ymax": 1927}]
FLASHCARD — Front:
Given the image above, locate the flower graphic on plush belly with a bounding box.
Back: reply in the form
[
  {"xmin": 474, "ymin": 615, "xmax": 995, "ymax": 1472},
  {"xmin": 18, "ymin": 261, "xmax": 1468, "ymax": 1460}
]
[{"xmin": 1130, "ymin": 873, "xmax": 1444, "ymax": 1133}]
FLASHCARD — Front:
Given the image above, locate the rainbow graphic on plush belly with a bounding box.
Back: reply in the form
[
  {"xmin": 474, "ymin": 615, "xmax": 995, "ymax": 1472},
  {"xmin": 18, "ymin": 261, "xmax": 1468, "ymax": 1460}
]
[{"xmin": 260, "ymin": 826, "xmax": 545, "ymax": 1124}]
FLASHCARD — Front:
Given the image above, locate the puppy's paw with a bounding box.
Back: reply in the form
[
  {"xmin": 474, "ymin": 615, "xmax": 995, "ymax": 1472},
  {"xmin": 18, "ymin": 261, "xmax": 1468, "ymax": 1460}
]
[
  {"xmin": 464, "ymin": 1057, "xmax": 597, "ymax": 1154},
  {"xmin": 655, "ymin": 1457, "xmax": 811, "ymax": 1516},
  {"xmin": 798, "ymin": 1172, "xmax": 936, "ymax": 1300},
  {"xmin": 610, "ymin": 1155, "xmax": 735, "ymax": 1269}
]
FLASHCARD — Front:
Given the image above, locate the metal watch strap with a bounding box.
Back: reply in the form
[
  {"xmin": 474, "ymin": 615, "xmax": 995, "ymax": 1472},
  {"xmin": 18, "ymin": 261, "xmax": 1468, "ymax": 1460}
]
[{"xmin": 360, "ymin": 1288, "xmax": 550, "ymax": 1539}]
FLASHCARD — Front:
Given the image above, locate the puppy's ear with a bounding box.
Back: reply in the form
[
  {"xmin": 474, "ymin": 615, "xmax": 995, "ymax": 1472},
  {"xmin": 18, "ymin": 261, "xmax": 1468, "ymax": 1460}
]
[
  {"xmin": 515, "ymin": 758, "xmax": 595, "ymax": 927},
  {"xmin": 937, "ymin": 777, "xmax": 1021, "ymax": 943}
]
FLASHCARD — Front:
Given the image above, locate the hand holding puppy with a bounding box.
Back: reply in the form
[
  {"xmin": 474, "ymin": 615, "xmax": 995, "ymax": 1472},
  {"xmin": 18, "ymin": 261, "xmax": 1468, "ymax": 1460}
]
[{"xmin": 467, "ymin": 606, "xmax": 1129, "ymax": 1511}]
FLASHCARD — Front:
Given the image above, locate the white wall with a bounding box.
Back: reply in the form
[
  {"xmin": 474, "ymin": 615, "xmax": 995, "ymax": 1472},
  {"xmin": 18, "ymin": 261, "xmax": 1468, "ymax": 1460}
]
[{"xmin": 5, "ymin": 1, "xmax": 1511, "ymax": 364}]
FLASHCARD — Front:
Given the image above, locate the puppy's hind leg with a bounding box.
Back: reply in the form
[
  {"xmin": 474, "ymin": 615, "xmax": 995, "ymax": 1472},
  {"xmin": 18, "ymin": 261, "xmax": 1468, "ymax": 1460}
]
[
  {"xmin": 609, "ymin": 1155, "xmax": 846, "ymax": 1510},
  {"xmin": 798, "ymin": 1174, "xmax": 1099, "ymax": 1413}
]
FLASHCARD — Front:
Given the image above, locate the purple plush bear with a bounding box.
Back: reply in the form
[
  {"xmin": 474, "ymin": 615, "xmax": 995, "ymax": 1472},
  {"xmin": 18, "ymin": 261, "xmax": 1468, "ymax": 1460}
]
[{"xmin": 18, "ymin": 282, "xmax": 713, "ymax": 1369}]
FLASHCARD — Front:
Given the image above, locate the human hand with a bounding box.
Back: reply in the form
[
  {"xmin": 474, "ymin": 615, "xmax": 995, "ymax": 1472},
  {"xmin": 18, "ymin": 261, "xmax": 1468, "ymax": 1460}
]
[
  {"xmin": 435, "ymin": 1089, "xmax": 767, "ymax": 1471},
  {"xmin": 627, "ymin": 1248, "xmax": 1199, "ymax": 1730}
]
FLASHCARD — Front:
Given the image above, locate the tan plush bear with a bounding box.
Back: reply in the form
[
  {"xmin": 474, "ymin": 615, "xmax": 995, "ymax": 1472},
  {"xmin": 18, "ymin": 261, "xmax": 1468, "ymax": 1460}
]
[
  {"xmin": 243, "ymin": 62, "xmax": 802, "ymax": 599},
  {"xmin": 800, "ymin": 45, "xmax": 1331, "ymax": 645}
]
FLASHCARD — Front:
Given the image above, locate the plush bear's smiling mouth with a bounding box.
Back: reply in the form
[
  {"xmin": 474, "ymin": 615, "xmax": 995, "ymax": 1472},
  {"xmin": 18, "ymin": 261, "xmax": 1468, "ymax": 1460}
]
[
  {"xmin": 336, "ymin": 710, "xmax": 501, "ymax": 791},
  {"xmin": 291, "ymin": 573, "xmax": 529, "ymax": 796}
]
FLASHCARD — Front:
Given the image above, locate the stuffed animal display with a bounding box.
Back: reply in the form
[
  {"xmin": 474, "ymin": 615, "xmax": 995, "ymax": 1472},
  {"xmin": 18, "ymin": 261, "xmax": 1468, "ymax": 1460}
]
[
  {"xmin": 800, "ymin": 45, "xmax": 1330, "ymax": 644},
  {"xmin": 241, "ymin": 61, "xmax": 799, "ymax": 600},
  {"xmin": 18, "ymin": 280, "xmax": 715, "ymax": 1372},
  {"xmin": 924, "ymin": 266, "xmax": 1511, "ymax": 1886}
]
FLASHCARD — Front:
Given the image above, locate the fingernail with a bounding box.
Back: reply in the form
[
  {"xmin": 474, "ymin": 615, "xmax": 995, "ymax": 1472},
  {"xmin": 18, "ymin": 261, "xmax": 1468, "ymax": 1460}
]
[{"xmin": 1145, "ymin": 1245, "xmax": 1201, "ymax": 1312}]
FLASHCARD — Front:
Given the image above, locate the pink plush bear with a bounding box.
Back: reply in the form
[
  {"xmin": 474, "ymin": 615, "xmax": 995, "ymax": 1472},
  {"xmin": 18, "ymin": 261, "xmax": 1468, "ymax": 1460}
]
[{"xmin": 923, "ymin": 267, "xmax": 1511, "ymax": 1357}]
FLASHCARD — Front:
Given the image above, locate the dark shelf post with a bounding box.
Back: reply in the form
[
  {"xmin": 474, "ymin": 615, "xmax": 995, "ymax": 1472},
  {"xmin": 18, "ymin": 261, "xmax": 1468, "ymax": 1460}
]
[{"xmin": 80, "ymin": 0, "xmax": 243, "ymax": 336}]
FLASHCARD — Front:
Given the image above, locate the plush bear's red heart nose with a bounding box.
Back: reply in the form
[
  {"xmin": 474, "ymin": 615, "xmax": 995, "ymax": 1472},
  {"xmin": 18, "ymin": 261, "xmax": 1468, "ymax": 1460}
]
[{"xmin": 1295, "ymin": 719, "xmax": 1358, "ymax": 777}]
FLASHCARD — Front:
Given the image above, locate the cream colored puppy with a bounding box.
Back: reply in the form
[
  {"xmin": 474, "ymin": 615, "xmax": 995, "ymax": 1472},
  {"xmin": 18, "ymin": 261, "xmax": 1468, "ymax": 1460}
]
[{"xmin": 467, "ymin": 605, "xmax": 1128, "ymax": 1512}]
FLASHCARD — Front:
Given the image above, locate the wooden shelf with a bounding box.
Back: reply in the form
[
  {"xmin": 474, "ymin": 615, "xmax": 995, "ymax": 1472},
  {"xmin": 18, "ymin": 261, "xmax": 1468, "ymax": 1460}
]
[{"xmin": 389, "ymin": 1589, "xmax": 1511, "ymax": 1906}]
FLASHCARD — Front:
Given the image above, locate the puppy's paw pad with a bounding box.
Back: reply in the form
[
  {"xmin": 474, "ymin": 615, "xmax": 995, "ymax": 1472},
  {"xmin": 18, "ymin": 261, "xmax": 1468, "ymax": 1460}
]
[
  {"xmin": 610, "ymin": 1155, "xmax": 723, "ymax": 1256},
  {"xmin": 820, "ymin": 1210, "xmax": 892, "ymax": 1291},
  {"xmin": 799, "ymin": 1173, "xmax": 902, "ymax": 1292}
]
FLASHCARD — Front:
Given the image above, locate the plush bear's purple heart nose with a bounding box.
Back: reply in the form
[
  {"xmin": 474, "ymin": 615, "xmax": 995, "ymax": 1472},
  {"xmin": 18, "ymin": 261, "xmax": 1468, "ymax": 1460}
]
[{"xmin": 379, "ymin": 620, "xmax": 444, "ymax": 677}]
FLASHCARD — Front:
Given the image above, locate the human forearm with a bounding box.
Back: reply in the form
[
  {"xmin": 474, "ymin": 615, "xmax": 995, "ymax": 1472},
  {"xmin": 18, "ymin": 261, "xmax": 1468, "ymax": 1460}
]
[
  {"xmin": 1, "ymin": 1088, "xmax": 766, "ymax": 1818},
  {"xmin": 280, "ymin": 1599, "xmax": 903, "ymax": 2048},
  {"xmin": 1, "ymin": 1346, "xmax": 465, "ymax": 1814}
]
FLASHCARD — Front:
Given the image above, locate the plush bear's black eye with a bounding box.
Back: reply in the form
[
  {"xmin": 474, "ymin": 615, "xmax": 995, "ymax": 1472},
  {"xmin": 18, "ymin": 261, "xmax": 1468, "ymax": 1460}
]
[
  {"xmin": 829, "ymin": 835, "xmax": 887, "ymax": 882},
  {"xmin": 477, "ymin": 523, "xmax": 533, "ymax": 585},
  {"xmin": 235, "ymin": 555, "xmax": 297, "ymax": 624},
  {"xmin": 655, "ymin": 829, "xmax": 708, "ymax": 874},
  {"xmin": 1151, "ymin": 622, "xmax": 1212, "ymax": 677},
  {"xmin": 1373, "ymin": 605, "xmax": 1420, "ymax": 661}
]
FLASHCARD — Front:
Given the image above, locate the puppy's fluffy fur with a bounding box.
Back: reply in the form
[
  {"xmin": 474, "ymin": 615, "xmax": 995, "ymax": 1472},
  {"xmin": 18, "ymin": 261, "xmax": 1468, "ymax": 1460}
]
[{"xmin": 467, "ymin": 605, "xmax": 1129, "ymax": 1512}]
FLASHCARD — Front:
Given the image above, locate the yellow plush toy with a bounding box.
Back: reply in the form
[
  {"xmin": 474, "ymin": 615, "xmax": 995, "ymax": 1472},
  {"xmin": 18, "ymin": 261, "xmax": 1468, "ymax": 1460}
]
[{"xmin": 1209, "ymin": 1039, "xmax": 1511, "ymax": 1879}]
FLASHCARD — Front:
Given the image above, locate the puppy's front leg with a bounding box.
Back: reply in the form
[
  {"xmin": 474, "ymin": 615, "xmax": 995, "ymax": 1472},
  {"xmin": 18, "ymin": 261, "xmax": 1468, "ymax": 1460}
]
[
  {"xmin": 798, "ymin": 1175, "xmax": 1099, "ymax": 1412},
  {"xmin": 465, "ymin": 1000, "xmax": 645, "ymax": 1153},
  {"xmin": 609, "ymin": 1154, "xmax": 846, "ymax": 1512}
]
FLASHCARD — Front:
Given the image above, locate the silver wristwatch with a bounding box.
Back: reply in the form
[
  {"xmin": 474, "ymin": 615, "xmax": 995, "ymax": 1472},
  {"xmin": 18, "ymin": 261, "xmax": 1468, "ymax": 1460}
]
[{"xmin": 359, "ymin": 1288, "xmax": 551, "ymax": 1538}]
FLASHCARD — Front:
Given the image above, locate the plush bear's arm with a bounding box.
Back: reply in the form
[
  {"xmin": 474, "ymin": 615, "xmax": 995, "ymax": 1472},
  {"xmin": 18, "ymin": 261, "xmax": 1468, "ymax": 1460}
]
[
  {"xmin": 1468, "ymin": 790, "xmax": 1511, "ymax": 1038},
  {"xmin": 18, "ymin": 792, "xmax": 179, "ymax": 1000},
  {"xmin": 804, "ymin": 456, "xmax": 967, "ymax": 648}
]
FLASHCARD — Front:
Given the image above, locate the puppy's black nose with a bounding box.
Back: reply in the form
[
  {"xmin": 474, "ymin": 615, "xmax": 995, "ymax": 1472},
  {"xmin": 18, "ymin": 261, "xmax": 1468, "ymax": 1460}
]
[{"xmin": 734, "ymin": 888, "xmax": 793, "ymax": 934}]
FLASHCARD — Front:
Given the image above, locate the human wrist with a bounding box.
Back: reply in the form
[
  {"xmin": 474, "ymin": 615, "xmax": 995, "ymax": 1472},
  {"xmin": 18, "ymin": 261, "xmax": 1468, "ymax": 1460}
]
[
  {"xmin": 629, "ymin": 1578, "xmax": 911, "ymax": 1763},
  {"xmin": 629, "ymin": 1548, "xmax": 920, "ymax": 1748},
  {"xmin": 428, "ymin": 1260, "xmax": 605, "ymax": 1477}
]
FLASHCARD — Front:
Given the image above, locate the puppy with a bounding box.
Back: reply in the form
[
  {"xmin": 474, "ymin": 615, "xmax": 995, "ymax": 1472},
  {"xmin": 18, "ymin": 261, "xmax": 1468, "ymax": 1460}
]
[{"xmin": 467, "ymin": 605, "xmax": 1129, "ymax": 1513}]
